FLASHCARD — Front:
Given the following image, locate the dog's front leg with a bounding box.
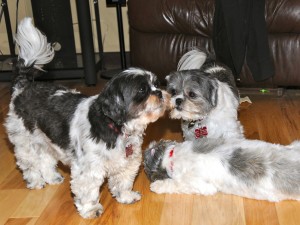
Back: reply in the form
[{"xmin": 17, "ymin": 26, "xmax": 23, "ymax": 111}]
[
  {"xmin": 150, "ymin": 179, "xmax": 189, "ymax": 194},
  {"xmin": 70, "ymin": 165, "xmax": 106, "ymax": 219},
  {"xmin": 108, "ymin": 158, "xmax": 141, "ymax": 204},
  {"xmin": 150, "ymin": 178, "xmax": 218, "ymax": 195}
]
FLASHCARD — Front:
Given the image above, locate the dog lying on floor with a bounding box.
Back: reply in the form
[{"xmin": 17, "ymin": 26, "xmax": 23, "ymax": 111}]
[
  {"xmin": 144, "ymin": 49, "xmax": 300, "ymax": 202},
  {"xmin": 5, "ymin": 18, "xmax": 169, "ymax": 218}
]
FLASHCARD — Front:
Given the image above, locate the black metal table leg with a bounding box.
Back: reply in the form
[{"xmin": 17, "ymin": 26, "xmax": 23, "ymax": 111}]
[
  {"xmin": 2, "ymin": 0, "xmax": 15, "ymax": 56},
  {"xmin": 75, "ymin": 0, "xmax": 97, "ymax": 85},
  {"xmin": 116, "ymin": 3, "xmax": 126, "ymax": 69},
  {"xmin": 100, "ymin": 1, "xmax": 127, "ymax": 79}
]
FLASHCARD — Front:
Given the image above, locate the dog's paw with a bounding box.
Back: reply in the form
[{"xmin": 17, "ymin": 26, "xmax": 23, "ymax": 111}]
[
  {"xmin": 78, "ymin": 203, "xmax": 103, "ymax": 219},
  {"xmin": 198, "ymin": 186, "xmax": 218, "ymax": 196},
  {"xmin": 116, "ymin": 190, "xmax": 141, "ymax": 204},
  {"xmin": 26, "ymin": 180, "xmax": 46, "ymax": 189},
  {"xmin": 150, "ymin": 180, "xmax": 168, "ymax": 194},
  {"xmin": 46, "ymin": 173, "xmax": 64, "ymax": 185}
]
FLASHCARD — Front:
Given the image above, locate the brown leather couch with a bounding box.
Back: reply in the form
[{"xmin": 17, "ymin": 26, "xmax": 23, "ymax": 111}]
[{"xmin": 128, "ymin": 0, "xmax": 300, "ymax": 87}]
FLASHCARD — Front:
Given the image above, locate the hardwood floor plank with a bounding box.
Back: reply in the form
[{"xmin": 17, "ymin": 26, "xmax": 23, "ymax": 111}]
[
  {"xmin": 159, "ymin": 194, "xmax": 194, "ymax": 225},
  {"xmin": 4, "ymin": 217, "xmax": 38, "ymax": 225},
  {"xmin": 131, "ymin": 172, "xmax": 166, "ymax": 225},
  {"xmin": 187, "ymin": 194, "xmax": 246, "ymax": 225},
  {"xmin": 0, "ymin": 90, "xmax": 10, "ymax": 115},
  {"xmin": 244, "ymin": 199, "xmax": 280, "ymax": 225},
  {"xmin": 34, "ymin": 176, "xmax": 81, "ymax": 225},
  {"xmin": 10, "ymin": 186, "xmax": 60, "ymax": 218},
  {"xmin": 4, "ymin": 218, "xmax": 32, "ymax": 225},
  {"xmin": 0, "ymin": 168, "xmax": 27, "ymax": 190},
  {"xmin": 238, "ymin": 101, "xmax": 260, "ymax": 140},
  {"xmin": 0, "ymin": 145, "xmax": 19, "ymax": 187},
  {"xmin": 0, "ymin": 190, "xmax": 29, "ymax": 225},
  {"xmin": 276, "ymin": 201, "xmax": 300, "ymax": 225},
  {"xmin": 0, "ymin": 83, "xmax": 10, "ymax": 93}
]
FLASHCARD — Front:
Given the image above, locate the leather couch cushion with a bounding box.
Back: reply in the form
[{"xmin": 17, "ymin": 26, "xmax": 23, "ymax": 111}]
[
  {"xmin": 266, "ymin": 0, "xmax": 300, "ymax": 33},
  {"xmin": 128, "ymin": 0, "xmax": 214, "ymax": 37},
  {"xmin": 129, "ymin": 0, "xmax": 300, "ymax": 36}
]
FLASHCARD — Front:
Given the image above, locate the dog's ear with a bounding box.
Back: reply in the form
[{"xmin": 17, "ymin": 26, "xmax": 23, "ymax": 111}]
[
  {"xmin": 99, "ymin": 90, "xmax": 127, "ymax": 125},
  {"xmin": 198, "ymin": 75, "xmax": 219, "ymax": 108},
  {"xmin": 209, "ymin": 80, "xmax": 219, "ymax": 107},
  {"xmin": 165, "ymin": 75, "xmax": 171, "ymax": 82}
]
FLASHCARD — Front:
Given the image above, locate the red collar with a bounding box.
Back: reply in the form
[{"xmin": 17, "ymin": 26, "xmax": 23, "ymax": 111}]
[
  {"xmin": 169, "ymin": 148, "xmax": 174, "ymax": 172},
  {"xmin": 108, "ymin": 122, "xmax": 121, "ymax": 134},
  {"xmin": 108, "ymin": 123, "xmax": 133, "ymax": 157}
]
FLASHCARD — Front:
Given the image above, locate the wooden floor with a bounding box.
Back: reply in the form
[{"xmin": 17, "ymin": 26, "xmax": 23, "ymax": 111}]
[{"xmin": 1, "ymin": 79, "xmax": 300, "ymax": 225}]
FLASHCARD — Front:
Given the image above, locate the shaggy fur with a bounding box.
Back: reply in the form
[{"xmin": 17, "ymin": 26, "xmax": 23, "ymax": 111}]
[
  {"xmin": 145, "ymin": 139, "xmax": 300, "ymax": 201},
  {"xmin": 5, "ymin": 18, "xmax": 169, "ymax": 218},
  {"xmin": 166, "ymin": 50, "xmax": 243, "ymax": 141},
  {"xmin": 144, "ymin": 49, "xmax": 300, "ymax": 202}
]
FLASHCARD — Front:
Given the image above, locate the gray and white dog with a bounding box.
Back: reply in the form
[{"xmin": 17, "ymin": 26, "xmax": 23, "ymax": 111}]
[
  {"xmin": 144, "ymin": 49, "xmax": 300, "ymax": 202},
  {"xmin": 5, "ymin": 18, "xmax": 169, "ymax": 218}
]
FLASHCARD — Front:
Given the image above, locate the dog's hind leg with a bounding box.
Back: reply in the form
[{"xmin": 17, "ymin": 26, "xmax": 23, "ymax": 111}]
[
  {"xmin": 6, "ymin": 116, "xmax": 45, "ymax": 189},
  {"xmin": 38, "ymin": 145, "xmax": 64, "ymax": 186},
  {"xmin": 14, "ymin": 142, "xmax": 47, "ymax": 189},
  {"xmin": 13, "ymin": 135, "xmax": 63, "ymax": 189}
]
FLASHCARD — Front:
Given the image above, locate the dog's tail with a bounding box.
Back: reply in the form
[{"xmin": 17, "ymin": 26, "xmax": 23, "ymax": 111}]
[
  {"xmin": 12, "ymin": 17, "xmax": 54, "ymax": 88},
  {"xmin": 177, "ymin": 49, "xmax": 207, "ymax": 71}
]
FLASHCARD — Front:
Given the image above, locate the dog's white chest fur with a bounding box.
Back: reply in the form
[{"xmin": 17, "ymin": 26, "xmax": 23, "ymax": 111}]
[{"xmin": 182, "ymin": 81, "xmax": 244, "ymax": 141}]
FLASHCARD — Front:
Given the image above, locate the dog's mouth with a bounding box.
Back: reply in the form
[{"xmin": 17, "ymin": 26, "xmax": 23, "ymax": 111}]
[
  {"xmin": 146, "ymin": 105, "xmax": 164, "ymax": 114},
  {"xmin": 175, "ymin": 105, "xmax": 182, "ymax": 111},
  {"xmin": 172, "ymin": 107, "xmax": 199, "ymax": 114},
  {"xmin": 169, "ymin": 107, "xmax": 205, "ymax": 121},
  {"xmin": 137, "ymin": 94, "xmax": 169, "ymax": 124},
  {"xmin": 146, "ymin": 96, "xmax": 169, "ymax": 112}
]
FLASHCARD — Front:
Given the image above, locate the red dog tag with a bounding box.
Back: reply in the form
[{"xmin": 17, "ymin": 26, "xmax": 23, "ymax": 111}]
[
  {"xmin": 195, "ymin": 126, "xmax": 208, "ymax": 139},
  {"xmin": 126, "ymin": 144, "xmax": 133, "ymax": 157}
]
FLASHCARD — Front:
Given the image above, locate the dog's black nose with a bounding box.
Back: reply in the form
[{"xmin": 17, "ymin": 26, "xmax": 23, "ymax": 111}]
[
  {"xmin": 153, "ymin": 90, "xmax": 163, "ymax": 99},
  {"xmin": 176, "ymin": 98, "xmax": 183, "ymax": 106}
]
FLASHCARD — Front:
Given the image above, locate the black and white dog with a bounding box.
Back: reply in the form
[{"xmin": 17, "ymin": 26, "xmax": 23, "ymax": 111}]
[
  {"xmin": 5, "ymin": 18, "xmax": 169, "ymax": 218},
  {"xmin": 144, "ymin": 49, "xmax": 300, "ymax": 202}
]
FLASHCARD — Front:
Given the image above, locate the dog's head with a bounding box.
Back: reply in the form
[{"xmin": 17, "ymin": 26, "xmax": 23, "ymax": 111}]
[
  {"xmin": 166, "ymin": 70, "xmax": 218, "ymax": 121},
  {"xmin": 165, "ymin": 68, "xmax": 239, "ymax": 121},
  {"xmin": 89, "ymin": 68, "xmax": 170, "ymax": 148},
  {"xmin": 97, "ymin": 68, "xmax": 170, "ymax": 126},
  {"xmin": 144, "ymin": 140, "xmax": 176, "ymax": 182}
]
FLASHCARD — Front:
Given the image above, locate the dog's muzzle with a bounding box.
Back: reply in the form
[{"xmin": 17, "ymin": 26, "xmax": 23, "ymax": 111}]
[
  {"xmin": 175, "ymin": 98, "xmax": 183, "ymax": 110},
  {"xmin": 175, "ymin": 98, "xmax": 183, "ymax": 106}
]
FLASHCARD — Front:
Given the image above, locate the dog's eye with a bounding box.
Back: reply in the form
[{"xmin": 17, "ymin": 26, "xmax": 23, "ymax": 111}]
[
  {"xmin": 154, "ymin": 80, "xmax": 160, "ymax": 88},
  {"xmin": 139, "ymin": 87, "xmax": 146, "ymax": 93},
  {"xmin": 170, "ymin": 89, "xmax": 176, "ymax": 96},
  {"xmin": 189, "ymin": 91, "xmax": 196, "ymax": 98}
]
